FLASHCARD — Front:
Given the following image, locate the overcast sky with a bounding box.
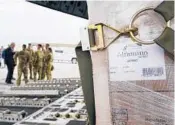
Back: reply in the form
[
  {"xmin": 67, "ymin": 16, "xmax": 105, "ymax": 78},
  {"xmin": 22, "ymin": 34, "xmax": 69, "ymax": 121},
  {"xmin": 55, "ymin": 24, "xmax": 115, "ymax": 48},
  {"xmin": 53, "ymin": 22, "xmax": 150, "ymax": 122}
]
[{"xmin": 0, "ymin": 0, "xmax": 89, "ymax": 48}]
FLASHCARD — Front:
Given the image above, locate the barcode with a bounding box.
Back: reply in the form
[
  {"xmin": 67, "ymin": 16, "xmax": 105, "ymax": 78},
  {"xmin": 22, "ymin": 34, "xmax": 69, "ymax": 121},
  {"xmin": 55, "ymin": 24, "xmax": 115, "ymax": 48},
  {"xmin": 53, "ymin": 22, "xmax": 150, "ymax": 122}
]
[{"xmin": 142, "ymin": 67, "xmax": 164, "ymax": 77}]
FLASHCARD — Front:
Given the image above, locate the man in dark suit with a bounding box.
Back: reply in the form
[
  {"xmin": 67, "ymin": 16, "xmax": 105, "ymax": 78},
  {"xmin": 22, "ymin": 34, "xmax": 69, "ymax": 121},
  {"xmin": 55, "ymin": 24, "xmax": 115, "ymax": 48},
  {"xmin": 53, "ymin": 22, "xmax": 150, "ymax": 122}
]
[{"xmin": 4, "ymin": 43, "xmax": 16, "ymax": 84}]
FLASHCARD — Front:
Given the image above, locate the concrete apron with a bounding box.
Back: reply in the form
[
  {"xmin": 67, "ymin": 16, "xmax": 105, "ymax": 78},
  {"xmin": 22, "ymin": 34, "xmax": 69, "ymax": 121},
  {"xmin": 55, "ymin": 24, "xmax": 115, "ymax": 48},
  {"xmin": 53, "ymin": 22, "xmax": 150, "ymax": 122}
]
[{"xmin": 87, "ymin": 1, "xmax": 174, "ymax": 125}]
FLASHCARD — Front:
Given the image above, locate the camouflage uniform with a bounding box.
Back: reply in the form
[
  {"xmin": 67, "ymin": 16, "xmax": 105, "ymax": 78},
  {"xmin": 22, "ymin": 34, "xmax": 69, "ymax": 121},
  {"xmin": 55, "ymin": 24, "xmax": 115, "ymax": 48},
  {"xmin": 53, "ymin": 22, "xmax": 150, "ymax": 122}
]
[
  {"xmin": 26, "ymin": 48, "xmax": 34, "ymax": 79},
  {"xmin": 14, "ymin": 50, "xmax": 30, "ymax": 86},
  {"xmin": 45, "ymin": 52, "xmax": 53, "ymax": 80},
  {"xmin": 33, "ymin": 50, "xmax": 44, "ymax": 81},
  {"xmin": 41, "ymin": 49, "xmax": 48, "ymax": 80}
]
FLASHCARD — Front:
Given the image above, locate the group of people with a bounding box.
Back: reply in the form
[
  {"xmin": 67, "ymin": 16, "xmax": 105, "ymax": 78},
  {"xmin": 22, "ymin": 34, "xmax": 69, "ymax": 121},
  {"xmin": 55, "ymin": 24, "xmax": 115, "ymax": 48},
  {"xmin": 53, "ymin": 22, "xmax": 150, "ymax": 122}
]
[{"xmin": 3, "ymin": 42, "xmax": 53, "ymax": 86}]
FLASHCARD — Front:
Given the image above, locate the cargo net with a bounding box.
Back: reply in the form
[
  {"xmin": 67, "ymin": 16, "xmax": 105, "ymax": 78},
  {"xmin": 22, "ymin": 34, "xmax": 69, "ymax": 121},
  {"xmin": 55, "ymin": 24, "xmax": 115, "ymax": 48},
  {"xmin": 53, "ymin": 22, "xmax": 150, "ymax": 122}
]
[{"xmin": 109, "ymin": 55, "xmax": 174, "ymax": 125}]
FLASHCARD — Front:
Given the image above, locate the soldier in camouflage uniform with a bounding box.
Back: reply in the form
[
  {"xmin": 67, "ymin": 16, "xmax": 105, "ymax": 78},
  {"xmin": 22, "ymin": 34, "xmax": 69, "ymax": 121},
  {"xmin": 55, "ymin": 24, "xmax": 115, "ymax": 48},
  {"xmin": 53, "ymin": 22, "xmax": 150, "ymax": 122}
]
[
  {"xmin": 27, "ymin": 43, "xmax": 34, "ymax": 79},
  {"xmin": 14, "ymin": 44, "xmax": 30, "ymax": 86},
  {"xmin": 33, "ymin": 44, "xmax": 44, "ymax": 81},
  {"xmin": 41, "ymin": 44, "xmax": 50, "ymax": 80},
  {"xmin": 45, "ymin": 47, "xmax": 53, "ymax": 80}
]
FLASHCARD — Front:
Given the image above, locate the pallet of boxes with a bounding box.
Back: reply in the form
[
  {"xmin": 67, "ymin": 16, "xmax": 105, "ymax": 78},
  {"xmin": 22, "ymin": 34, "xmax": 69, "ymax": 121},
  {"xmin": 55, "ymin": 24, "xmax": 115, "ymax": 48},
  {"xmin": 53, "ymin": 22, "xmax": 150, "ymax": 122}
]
[{"xmin": 77, "ymin": 1, "xmax": 174, "ymax": 125}]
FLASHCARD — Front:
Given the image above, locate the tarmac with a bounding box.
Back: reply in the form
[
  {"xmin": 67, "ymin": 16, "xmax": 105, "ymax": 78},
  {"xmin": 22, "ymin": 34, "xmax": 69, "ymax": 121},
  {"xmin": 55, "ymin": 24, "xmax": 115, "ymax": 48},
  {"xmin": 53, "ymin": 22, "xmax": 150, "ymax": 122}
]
[
  {"xmin": 0, "ymin": 62, "xmax": 80, "ymax": 125},
  {"xmin": 0, "ymin": 62, "xmax": 80, "ymax": 93}
]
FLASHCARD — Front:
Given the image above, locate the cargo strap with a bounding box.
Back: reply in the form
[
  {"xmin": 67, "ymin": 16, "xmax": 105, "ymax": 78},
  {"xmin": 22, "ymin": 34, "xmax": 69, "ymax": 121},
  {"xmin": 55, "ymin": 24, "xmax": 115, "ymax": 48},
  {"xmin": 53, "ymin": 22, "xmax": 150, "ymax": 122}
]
[
  {"xmin": 75, "ymin": 44, "xmax": 96, "ymax": 125},
  {"xmin": 154, "ymin": 1, "xmax": 174, "ymax": 59}
]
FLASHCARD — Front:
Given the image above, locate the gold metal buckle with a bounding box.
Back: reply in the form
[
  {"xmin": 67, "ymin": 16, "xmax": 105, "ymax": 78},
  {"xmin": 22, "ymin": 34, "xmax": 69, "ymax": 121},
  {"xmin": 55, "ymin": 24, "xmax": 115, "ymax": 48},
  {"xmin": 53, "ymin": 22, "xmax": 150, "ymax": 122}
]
[
  {"xmin": 88, "ymin": 23, "xmax": 137, "ymax": 51},
  {"xmin": 88, "ymin": 24, "xmax": 105, "ymax": 51}
]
